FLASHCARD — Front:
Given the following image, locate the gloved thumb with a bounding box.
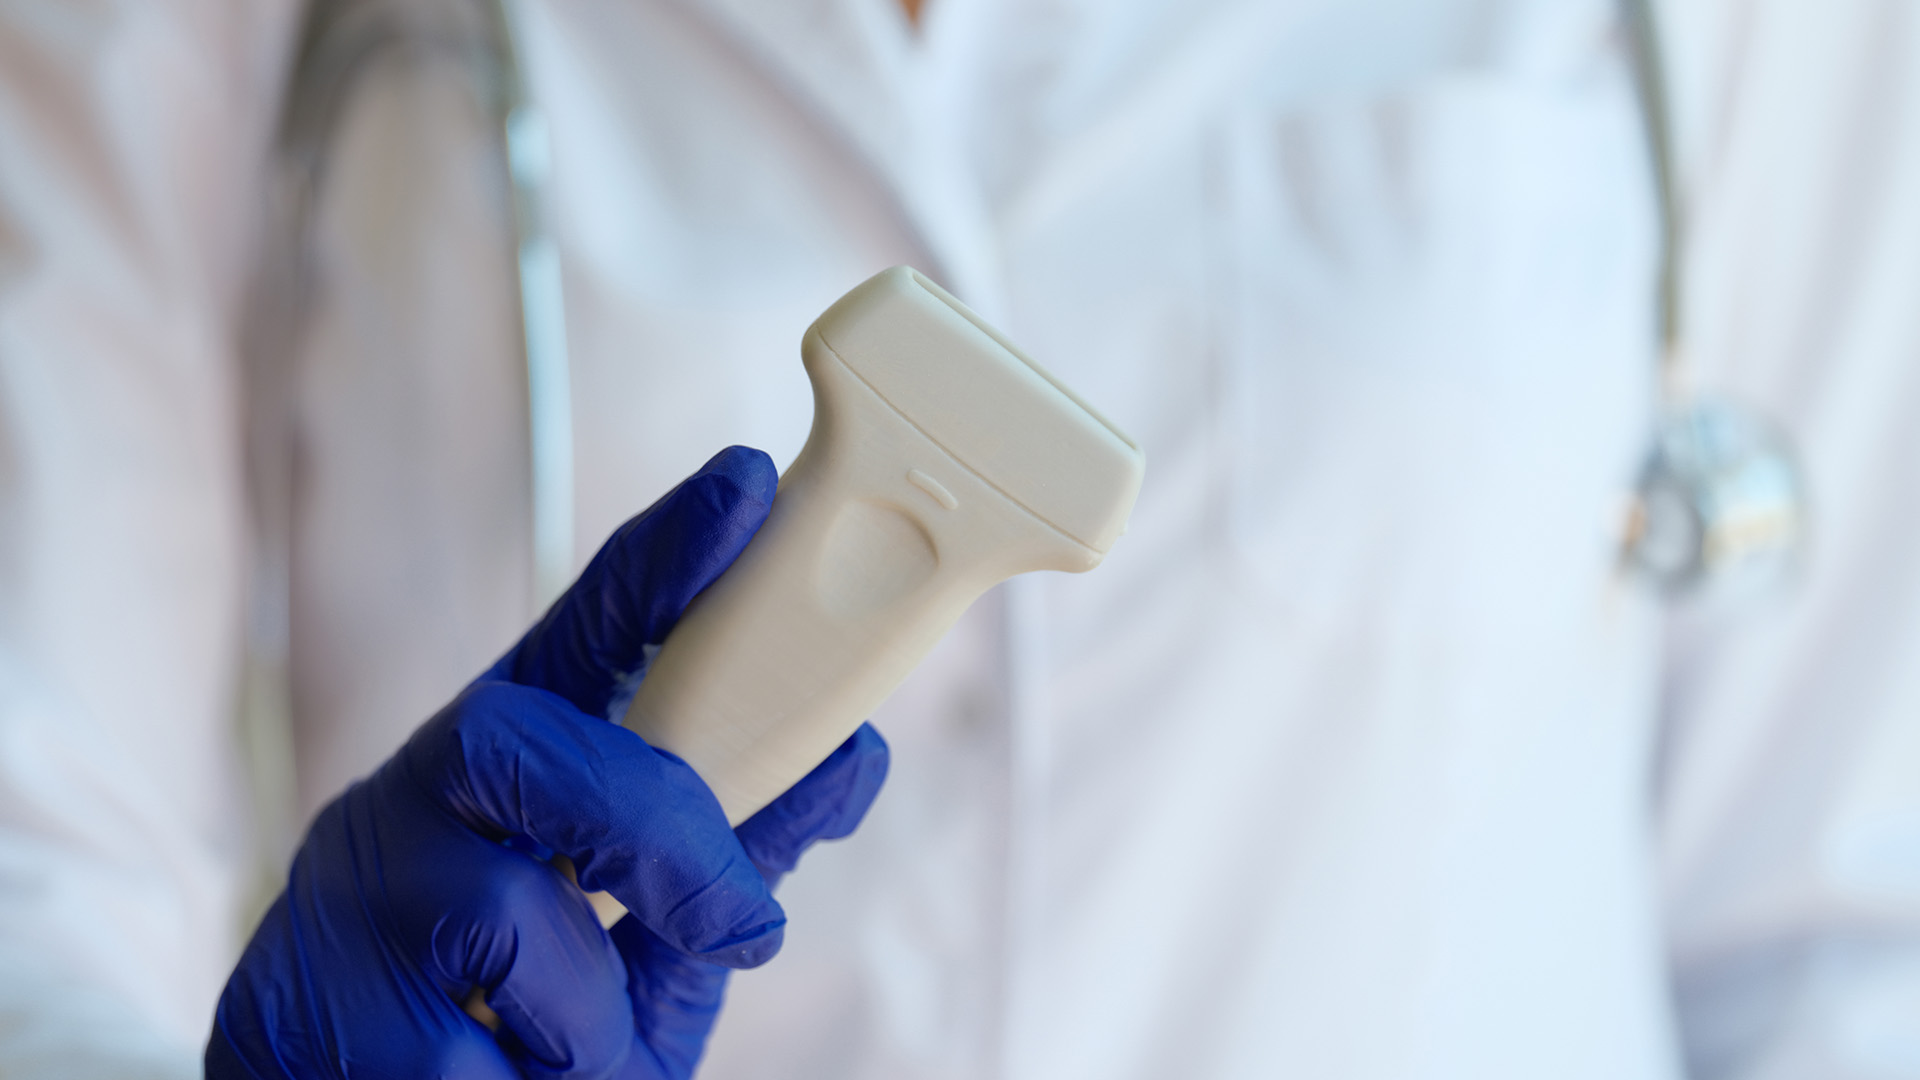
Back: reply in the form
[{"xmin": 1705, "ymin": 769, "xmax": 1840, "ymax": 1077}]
[
  {"xmin": 493, "ymin": 445, "xmax": 778, "ymax": 719},
  {"xmin": 736, "ymin": 723, "xmax": 890, "ymax": 887}
]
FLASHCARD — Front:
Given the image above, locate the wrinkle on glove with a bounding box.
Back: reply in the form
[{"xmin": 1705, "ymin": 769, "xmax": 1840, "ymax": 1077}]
[
  {"xmin": 501, "ymin": 448, "xmax": 776, "ymax": 721},
  {"xmin": 207, "ymin": 447, "xmax": 889, "ymax": 1080}
]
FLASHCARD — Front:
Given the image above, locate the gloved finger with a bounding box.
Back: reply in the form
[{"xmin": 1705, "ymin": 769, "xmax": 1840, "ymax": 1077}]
[
  {"xmin": 403, "ymin": 680, "xmax": 787, "ymax": 968},
  {"xmin": 208, "ymin": 804, "xmax": 525, "ymax": 1080},
  {"xmin": 365, "ymin": 774, "xmax": 635, "ymax": 1079},
  {"xmin": 736, "ymin": 723, "xmax": 890, "ymax": 886},
  {"xmin": 600, "ymin": 726, "xmax": 890, "ymax": 1079},
  {"xmin": 494, "ymin": 445, "xmax": 778, "ymax": 719},
  {"xmin": 607, "ymin": 915, "xmax": 730, "ymax": 1080},
  {"xmin": 209, "ymin": 1009, "xmax": 519, "ymax": 1080}
]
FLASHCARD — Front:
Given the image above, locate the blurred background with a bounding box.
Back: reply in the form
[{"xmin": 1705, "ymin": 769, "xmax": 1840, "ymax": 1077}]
[{"xmin": 0, "ymin": 0, "xmax": 1916, "ymax": 1077}]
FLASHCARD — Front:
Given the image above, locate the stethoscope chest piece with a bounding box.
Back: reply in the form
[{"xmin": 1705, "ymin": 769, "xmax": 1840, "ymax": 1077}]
[{"xmin": 1623, "ymin": 396, "xmax": 1805, "ymax": 595}]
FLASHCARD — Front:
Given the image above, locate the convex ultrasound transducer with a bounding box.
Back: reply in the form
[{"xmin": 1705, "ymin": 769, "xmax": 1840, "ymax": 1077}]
[{"xmin": 623, "ymin": 266, "xmax": 1146, "ymax": 824}]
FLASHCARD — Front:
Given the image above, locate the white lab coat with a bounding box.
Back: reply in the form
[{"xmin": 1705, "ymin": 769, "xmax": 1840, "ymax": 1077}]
[{"xmin": 1, "ymin": 0, "xmax": 1917, "ymax": 1077}]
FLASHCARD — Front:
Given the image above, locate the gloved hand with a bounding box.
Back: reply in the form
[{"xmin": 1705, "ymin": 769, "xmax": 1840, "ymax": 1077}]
[{"xmin": 207, "ymin": 446, "xmax": 889, "ymax": 1080}]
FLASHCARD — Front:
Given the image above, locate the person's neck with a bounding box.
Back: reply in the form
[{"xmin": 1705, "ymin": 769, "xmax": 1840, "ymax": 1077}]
[{"xmin": 899, "ymin": 0, "xmax": 924, "ymax": 29}]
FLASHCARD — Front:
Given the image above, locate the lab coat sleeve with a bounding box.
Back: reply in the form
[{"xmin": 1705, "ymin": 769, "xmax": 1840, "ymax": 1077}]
[
  {"xmin": 0, "ymin": 3, "xmax": 297, "ymax": 1075},
  {"xmin": 1658, "ymin": 2, "xmax": 1920, "ymax": 1077}
]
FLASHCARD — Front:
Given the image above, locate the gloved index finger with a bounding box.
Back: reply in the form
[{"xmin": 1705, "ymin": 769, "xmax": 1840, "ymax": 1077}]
[{"xmin": 496, "ymin": 445, "xmax": 777, "ymax": 720}]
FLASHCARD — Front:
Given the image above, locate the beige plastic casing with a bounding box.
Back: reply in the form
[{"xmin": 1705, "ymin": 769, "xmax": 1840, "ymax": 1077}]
[{"xmin": 620, "ymin": 267, "xmax": 1144, "ymax": 831}]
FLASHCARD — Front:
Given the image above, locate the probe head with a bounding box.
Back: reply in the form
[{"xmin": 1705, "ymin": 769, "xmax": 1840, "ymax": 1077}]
[{"xmin": 807, "ymin": 266, "xmax": 1145, "ymax": 554}]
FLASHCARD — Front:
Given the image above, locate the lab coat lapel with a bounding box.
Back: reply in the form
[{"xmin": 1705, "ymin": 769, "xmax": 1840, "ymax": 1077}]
[
  {"xmin": 662, "ymin": 0, "xmax": 909, "ymax": 176},
  {"xmin": 1003, "ymin": 0, "xmax": 1405, "ymax": 237},
  {"xmin": 657, "ymin": 0, "xmax": 1007, "ymax": 306}
]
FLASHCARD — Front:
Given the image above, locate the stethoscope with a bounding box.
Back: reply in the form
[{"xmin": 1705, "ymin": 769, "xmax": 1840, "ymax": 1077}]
[
  {"xmin": 272, "ymin": 0, "xmax": 577, "ymax": 606},
  {"xmin": 275, "ymin": 0, "xmax": 1804, "ymax": 607},
  {"xmin": 1617, "ymin": 0, "xmax": 1806, "ymax": 597}
]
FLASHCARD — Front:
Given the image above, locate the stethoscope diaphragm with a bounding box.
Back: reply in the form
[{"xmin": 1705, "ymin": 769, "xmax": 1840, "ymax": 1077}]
[{"xmin": 1622, "ymin": 396, "xmax": 1805, "ymax": 595}]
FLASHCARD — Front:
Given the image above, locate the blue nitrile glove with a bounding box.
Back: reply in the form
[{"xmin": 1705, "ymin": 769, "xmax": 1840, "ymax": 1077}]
[{"xmin": 207, "ymin": 446, "xmax": 889, "ymax": 1080}]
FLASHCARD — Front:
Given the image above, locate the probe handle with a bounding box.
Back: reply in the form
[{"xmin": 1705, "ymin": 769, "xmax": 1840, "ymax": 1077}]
[{"xmin": 621, "ymin": 331, "xmax": 1096, "ymax": 825}]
